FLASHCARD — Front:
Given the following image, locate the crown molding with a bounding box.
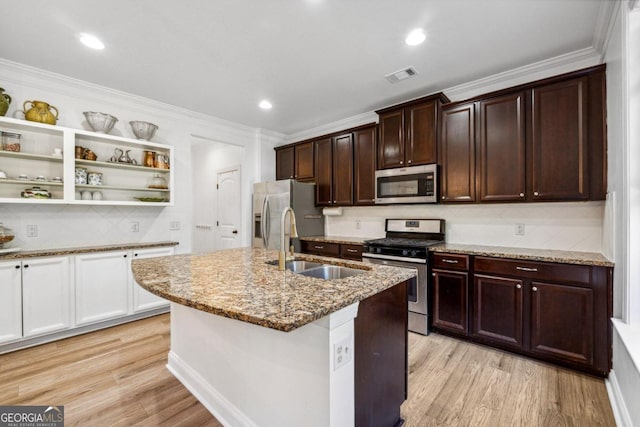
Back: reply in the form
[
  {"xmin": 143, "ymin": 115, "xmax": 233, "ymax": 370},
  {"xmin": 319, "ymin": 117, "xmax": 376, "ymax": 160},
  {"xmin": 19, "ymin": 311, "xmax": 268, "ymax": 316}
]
[
  {"xmin": 594, "ymin": 0, "xmax": 620, "ymax": 57},
  {"xmin": 0, "ymin": 58, "xmax": 262, "ymax": 140},
  {"xmin": 443, "ymin": 47, "xmax": 601, "ymax": 102},
  {"xmin": 283, "ymin": 111, "xmax": 377, "ymax": 145}
]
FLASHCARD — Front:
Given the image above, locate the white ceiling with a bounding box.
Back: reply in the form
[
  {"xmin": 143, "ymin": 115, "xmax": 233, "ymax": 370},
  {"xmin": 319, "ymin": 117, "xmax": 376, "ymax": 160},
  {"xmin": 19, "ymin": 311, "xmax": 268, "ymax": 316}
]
[{"xmin": 1, "ymin": 0, "xmax": 608, "ymax": 135}]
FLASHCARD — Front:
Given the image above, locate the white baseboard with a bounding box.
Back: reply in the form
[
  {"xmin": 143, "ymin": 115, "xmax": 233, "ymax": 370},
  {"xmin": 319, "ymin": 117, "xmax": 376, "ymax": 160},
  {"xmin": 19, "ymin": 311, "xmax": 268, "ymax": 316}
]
[
  {"xmin": 166, "ymin": 351, "xmax": 258, "ymax": 427},
  {"xmin": 606, "ymin": 369, "xmax": 633, "ymax": 427}
]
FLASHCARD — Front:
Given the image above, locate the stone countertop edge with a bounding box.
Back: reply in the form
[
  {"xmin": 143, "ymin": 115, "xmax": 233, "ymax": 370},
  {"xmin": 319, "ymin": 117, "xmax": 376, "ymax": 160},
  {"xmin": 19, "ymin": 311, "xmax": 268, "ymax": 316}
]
[
  {"xmin": 429, "ymin": 243, "xmax": 614, "ymax": 267},
  {"xmin": 131, "ymin": 247, "xmax": 416, "ymax": 332},
  {"xmin": 0, "ymin": 241, "xmax": 179, "ymax": 260},
  {"xmin": 299, "ymin": 236, "xmax": 369, "ymax": 245}
]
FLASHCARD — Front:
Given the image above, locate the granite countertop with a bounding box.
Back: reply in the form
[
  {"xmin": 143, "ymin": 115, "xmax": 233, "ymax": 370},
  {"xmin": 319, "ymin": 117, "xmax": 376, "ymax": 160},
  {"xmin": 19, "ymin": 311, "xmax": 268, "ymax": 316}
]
[
  {"xmin": 0, "ymin": 241, "xmax": 179, "ymax": 260},
  {"xmin": 430, "ymin": 243, "xmax": 614, "ymax": 267},
  {"xmin": 131, "ymin": 247, "xmax": 415, "ymax": 332},
  {"xmin": 299, "ymin": 235, "xmax": 369, "ymax": 245}
]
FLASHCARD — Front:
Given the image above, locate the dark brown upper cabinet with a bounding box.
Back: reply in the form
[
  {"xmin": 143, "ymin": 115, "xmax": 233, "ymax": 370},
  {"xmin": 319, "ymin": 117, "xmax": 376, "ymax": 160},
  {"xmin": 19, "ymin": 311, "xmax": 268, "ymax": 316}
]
[
  {"xmin": 477, "ymin": 92, "xmax": 526, "ymax": 202},
  {"xmin": 314, "ymin": 137, "xmax": 333, "ymax": 206},
  {"xmin": 332, "ymin": 133, "xmax": 354, "ymax": 205},
  {"xmin": 353, "ymin": 126, "xmax": 377, "ymax": 205},
  {"xmin": 439, "ymin": 64, "xmax": 606, "ymax": 204},
  {"xmin": 275, "ymin": 142, "xmax": 314, "ymax": 181},
  {"xmin": 530, "ymin": 77, "xmax": 589, "ymax": 201},
  {"xmin": 275, "ymin": 145, "xmax": 295, "ymax": 180},
  {"xmin": 294, "ymin": 141, "xmax": 315, "ymax": 181},
  {"xmin": 315, "ymin": 134, "xmax": 354, "ymax": 206},
  {"xmin": 440, "ymin": 102, "xmax": 476, "ymax": 202},
  {"xmin": 376, "ymin": 93, "xmax": 449, "ymax": 170}
]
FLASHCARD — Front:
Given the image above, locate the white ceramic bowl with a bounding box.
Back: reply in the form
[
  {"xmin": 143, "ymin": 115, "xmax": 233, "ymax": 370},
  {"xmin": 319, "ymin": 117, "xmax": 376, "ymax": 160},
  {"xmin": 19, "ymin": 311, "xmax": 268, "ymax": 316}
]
[
  {"xmin": 129, "ymin": 121, "xmax": 158, "ymax": 141},
  {"xmin": 84, "ymin": 112, "xmax": 118, "ymax": 134}
]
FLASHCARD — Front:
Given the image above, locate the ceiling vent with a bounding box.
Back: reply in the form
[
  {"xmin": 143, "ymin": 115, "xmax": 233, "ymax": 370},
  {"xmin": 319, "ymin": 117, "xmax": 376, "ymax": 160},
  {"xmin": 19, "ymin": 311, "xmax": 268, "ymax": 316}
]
[{"xmin": 385, "ymin": 66, "xmax": 418, "ymax": 84}]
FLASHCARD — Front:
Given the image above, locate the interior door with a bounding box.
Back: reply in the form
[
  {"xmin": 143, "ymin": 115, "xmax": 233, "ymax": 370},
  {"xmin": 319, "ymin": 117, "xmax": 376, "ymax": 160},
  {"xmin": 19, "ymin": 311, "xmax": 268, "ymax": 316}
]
[{"xmin": 217, "ymin": 166, "xmax": 242, "ymax": 249}]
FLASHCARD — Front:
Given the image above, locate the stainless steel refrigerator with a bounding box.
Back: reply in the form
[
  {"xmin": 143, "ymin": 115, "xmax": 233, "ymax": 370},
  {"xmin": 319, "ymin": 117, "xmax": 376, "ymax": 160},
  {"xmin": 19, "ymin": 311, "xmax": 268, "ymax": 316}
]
[{"xmin": 252, "ymin": 180, "xmax": 324, "ymax": 251}]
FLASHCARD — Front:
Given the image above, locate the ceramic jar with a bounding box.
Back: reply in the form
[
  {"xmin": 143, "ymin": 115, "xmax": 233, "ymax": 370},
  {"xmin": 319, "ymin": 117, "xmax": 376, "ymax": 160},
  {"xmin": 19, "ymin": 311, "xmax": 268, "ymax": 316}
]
[
  {"xmin": 0, "ymin": 88, "xmax": 11, "ymax": 117},
  {"xmin": 23, "ymin": 100, "xmax": 59, "ymax": 125},
  {"xmin": 75, "ymin": 167, "xmax": 87, "ymax": 184},
  {"xmin": 87, "ymin": 172, "xmax": 103, "ymax": 186}
]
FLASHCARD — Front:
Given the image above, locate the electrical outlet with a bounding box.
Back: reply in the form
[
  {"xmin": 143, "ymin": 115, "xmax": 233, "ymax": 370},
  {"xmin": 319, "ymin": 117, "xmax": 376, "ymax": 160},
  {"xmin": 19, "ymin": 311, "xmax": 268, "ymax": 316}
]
[
  {"xmin": 333, "ymin": 335, "xmax": 352, "ymax": 371},
  {"xmin": 355, "ymin": 219, "xmax": 361, "ymax": 230},
  {"xmin": 170, "ymin": 221, "xmax": 181, "ymax": 231},
  {"xmin": 515, "ymin": 223, "xmax": 525, "ymax": 236},
  {"xmin": 130, "ymin": 221, "xmax": 140, "ymax": 233},
  {"xmin": 26, "ymin": 224, "xmax": 38, "ymax": 237}
]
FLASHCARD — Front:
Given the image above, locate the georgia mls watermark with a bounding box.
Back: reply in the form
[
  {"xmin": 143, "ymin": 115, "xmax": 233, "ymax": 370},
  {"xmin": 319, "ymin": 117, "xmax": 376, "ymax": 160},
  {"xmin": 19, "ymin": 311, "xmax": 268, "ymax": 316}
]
[{"xmin": 0, "ymin": 406, "xmax": 64, "ymax": 427}]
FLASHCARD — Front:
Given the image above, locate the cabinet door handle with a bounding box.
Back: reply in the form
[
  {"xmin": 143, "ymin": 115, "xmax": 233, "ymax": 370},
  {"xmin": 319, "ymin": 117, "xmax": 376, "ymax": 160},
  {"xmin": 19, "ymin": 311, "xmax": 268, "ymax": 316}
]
[
  {"xmin": 15, "ymin": 265, "xmax": 20, "ymax": 269},
  {"xmin": 532, "ymin": 286, "xmax": 538, "ymax": 292},
  {"xmin": 123, "ymin": 254, "xmax": 128, "ymax": 258},
  {"xmin": 407, "ymin": 160, "xmax": 412, "ymax": 164},
  {"xmin": 516, "ymin": 284, "xmax": 522, "ymax": 289},
  {"xmin": 134, "ymin": 253, "xmax": 139, "ymax": 257},
  {"xmin": 534, "ymin": 191, "xmax": 539, "ymax": 196},
  {"xmin": 442, "ymin": 259, "xmax": 459, "ymax": 264},
  {"xmin": 442, "ymin": 196, "xmax": 445, "ymax": 200},
  {"xmin": 516, "ymin": 266, "xmax": 537, "ymax": 272},
  {"xmin": 346, "ymin": 249, "xmax": 359, "ymax": 253},
  {"xmin": 519, "ymin": 193, "xmax": 524, "ymax": 197},
  {"xmin": 314, "ymin": 245, "xmax": 324, "ymax": 250},
  {"xmin": 23, "ymin": 264, "xmax": 29, "ymax": 269},
  {"xmin": 400, "ymin": 161, "xmax": 404, "ymax": 165}
]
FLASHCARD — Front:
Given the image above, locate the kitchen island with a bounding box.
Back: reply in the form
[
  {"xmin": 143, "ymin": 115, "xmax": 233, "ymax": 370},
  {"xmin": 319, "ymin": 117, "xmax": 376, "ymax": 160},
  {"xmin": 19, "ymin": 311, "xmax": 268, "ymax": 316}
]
[{"xmin": 132, "ymin": 247, "xmax": 415, "ymax": 427}]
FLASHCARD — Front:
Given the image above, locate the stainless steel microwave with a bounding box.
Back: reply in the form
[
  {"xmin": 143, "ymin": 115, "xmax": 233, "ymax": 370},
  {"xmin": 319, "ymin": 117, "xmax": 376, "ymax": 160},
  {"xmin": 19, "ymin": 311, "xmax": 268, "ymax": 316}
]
[{"xmin": 375, "ymin": 164, "xmax": 438, "ymax": 204}]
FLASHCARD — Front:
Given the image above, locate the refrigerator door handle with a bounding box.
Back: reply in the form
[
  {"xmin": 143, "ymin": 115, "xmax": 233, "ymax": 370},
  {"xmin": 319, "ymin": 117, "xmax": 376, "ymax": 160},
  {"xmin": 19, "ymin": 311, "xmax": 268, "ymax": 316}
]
[{"xmin": 262, "ymin": 195, "xmax": 270, "ymax": 248}]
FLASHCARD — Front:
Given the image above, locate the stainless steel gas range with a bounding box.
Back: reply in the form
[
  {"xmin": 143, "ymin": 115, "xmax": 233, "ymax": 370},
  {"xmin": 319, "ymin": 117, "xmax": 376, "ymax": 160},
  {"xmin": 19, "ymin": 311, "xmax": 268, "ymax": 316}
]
[{"xmin": 362, "ymin": 219, "xmax": 445, "ymax": 335}]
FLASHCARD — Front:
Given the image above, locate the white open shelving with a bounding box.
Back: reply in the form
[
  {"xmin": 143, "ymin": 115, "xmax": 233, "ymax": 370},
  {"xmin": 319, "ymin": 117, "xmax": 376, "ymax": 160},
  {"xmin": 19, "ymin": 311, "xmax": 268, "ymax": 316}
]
[{"xmin": 0, "ymin": 116, "xmax": 174, "ymax": 206}]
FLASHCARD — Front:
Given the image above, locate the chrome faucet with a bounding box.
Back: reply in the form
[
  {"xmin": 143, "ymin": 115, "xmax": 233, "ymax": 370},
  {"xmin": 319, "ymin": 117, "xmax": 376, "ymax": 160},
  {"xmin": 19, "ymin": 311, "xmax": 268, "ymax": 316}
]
[{"xmin": 278, "ymin": 207, "xmax": 299, "ymax": 271}]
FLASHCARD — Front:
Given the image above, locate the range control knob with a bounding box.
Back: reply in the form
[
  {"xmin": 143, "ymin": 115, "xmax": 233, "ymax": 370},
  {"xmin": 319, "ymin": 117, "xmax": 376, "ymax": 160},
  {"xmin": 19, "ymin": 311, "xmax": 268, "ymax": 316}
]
[
  {"xmin": 410, "ymin": 250, "xmax": 418, "ymax": 257},
  {"xmin": 402, "ymin": 249, "xmax": 409, "ymax": 256},
  {"xmin": 376, "ymin": 247, "xmax": 382, "ymax": 254}
]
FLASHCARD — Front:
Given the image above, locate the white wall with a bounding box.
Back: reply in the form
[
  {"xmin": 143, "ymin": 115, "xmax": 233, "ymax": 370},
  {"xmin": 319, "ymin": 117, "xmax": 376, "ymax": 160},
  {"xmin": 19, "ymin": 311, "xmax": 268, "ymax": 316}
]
[
  {"xmin": 0, "ymin": 59, "xmax": 284, "ymax": 253},
  {"xmin": 603, "ymin": 3, "xmax": 640, "ymax": 427}
]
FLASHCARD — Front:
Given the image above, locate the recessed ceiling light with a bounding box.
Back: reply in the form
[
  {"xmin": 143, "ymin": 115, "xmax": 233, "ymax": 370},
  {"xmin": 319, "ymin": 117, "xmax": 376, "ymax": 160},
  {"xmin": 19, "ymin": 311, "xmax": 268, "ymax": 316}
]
[
  {"xmin": 259, "ymin": 100, "xmax": 273, "ymax": 110},
  {"xmin": 405, "ymin": 29, "xmax": 426, "ymax": 46},
  {"xmin": 79, "ymin": 33, "xmax": 105, "ymax": 50}
]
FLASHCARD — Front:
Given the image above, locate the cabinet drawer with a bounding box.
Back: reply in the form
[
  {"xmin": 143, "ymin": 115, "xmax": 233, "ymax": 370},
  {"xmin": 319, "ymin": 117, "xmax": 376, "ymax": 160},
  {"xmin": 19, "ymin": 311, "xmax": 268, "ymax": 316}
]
[
  {"xmin": 432, "ymin": 253, "xmax": 469, "ymax": 271},
  {"xmin": 301, "ymin": 241, "xmax": 340, "ymax": 257},
  {"xmin": 340, "ymin": 244, "xmax": 363, "ymax": 260},
  {"xmin": 474, "ymin": 256, "xmax": 591, "ymax": 285}
]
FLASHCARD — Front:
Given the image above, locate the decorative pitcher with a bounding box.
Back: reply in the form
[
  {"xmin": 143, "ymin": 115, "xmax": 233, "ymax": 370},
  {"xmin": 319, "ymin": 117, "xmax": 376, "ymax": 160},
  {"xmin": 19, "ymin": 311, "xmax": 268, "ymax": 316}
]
[
  {"xmin": 23, "ymin": 100, "xmax": 59, "ymax": 125},
  {"xmin": 0, "ymin": 88, "xmax": 11, "ymax": 116}
]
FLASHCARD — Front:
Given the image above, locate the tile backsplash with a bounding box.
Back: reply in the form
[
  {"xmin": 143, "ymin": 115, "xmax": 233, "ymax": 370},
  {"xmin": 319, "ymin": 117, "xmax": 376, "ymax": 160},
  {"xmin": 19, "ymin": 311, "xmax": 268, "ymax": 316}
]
[
  {"xmin": 326, "ymin": 201, "xmax": 605, "ymax": 253},
  {"xmin": 0, "ymin": 204, "xmax": 185, "ymax": 251}
]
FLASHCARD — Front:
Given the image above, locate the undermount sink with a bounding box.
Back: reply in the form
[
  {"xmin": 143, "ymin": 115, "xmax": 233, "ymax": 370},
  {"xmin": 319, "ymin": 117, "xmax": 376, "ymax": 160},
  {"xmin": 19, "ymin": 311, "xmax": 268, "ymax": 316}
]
[
  {"xmin": 284, "ymin": 260, "xmax": 323, "ymax": 273},
  {"xmin": 297, "ymin": 265, "xmax": 366, "ymax": 280},
  {"xmin": 266, "ymin": 259, "xmax": 367, "ymax": 279}
]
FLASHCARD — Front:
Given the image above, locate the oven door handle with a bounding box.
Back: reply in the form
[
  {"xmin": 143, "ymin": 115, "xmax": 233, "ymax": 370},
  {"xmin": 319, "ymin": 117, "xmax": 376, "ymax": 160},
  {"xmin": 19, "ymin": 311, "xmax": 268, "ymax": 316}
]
[{"xmin": 362, "ymin": 252, "xmax": 427, "ymax": 264}]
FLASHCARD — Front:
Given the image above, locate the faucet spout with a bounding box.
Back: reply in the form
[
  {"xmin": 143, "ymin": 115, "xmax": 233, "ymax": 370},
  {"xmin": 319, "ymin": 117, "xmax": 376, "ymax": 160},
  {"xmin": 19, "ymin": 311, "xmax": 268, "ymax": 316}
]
[{"xmin": 278, "ymin": 207, "xmax": 298, "ymax": 271}]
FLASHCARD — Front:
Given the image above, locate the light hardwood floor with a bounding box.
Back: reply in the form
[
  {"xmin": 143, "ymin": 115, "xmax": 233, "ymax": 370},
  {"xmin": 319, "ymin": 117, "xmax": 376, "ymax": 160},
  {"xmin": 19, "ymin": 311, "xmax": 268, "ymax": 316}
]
[{"xmin": 0, "ymin": 314, "xmax": 615, "ymax": 426}]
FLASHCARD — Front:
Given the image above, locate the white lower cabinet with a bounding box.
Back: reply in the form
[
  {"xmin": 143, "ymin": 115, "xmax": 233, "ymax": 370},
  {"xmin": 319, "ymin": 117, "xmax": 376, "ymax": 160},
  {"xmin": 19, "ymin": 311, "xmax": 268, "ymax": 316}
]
[
  {"xmin": 75, "ymin": 251, "xmax": 131, "ymax": 325},
  {"xmin": 132, "ymin": 247, "xmax": 174, "ymax": 312},
  {"xmin": 0, "ymin": 260, "xmax": 22, "ymax": 344},
  {"xmin": 0, "ymin": 245, "xmax": 174, "ymax": 352},
  {"xmin": 22, "ymin": 257, "xmax": 72, "ymax": 337}
]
